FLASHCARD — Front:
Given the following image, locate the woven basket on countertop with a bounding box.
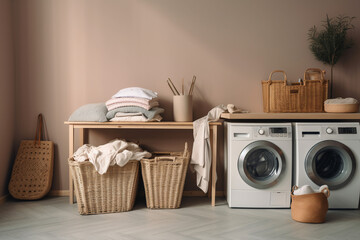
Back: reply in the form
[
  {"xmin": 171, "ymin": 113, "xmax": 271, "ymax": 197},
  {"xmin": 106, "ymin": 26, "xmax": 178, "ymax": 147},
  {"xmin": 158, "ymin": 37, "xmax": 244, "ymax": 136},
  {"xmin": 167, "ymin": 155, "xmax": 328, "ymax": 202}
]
[
  {"xmin": 8, "ymin": 114, "xmax": 54, "ymax": 200},
  {"xmin": 262, "ymin": 69, "xmax": 328, "ymax": 113},
  {"xmin": 68, "ymin": 158, "xmax": 139, "ymax": 215},
  {"xmin": 141, "ymin": 143, "xmax": 190, "ymax": 209}
]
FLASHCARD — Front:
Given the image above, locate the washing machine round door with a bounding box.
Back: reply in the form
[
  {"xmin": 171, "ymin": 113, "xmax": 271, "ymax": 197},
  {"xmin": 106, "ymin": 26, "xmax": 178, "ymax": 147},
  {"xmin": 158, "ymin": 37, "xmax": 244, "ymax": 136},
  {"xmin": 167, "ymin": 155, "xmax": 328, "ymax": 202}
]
[
  {"xmin": 305, "ymin": 140, "xmax": 356, "ymax": 190},
  {"xmin": 238, "ymin": 140, "xmax": 286, "ymax": 189}
]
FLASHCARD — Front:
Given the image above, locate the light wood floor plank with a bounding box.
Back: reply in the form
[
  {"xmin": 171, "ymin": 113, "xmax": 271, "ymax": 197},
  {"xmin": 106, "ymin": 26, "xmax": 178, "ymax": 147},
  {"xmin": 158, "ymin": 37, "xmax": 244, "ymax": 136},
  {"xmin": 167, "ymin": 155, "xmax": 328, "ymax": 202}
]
[{"xmin": 0, "ymin": 197, "xmax": 359, "ymax": 240}]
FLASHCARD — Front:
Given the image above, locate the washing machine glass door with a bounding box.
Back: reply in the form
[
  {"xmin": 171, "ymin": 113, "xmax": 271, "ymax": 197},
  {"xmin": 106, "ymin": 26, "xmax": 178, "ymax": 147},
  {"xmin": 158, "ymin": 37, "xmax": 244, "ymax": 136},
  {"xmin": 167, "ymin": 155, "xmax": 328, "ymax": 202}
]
[
  {"xmin": 305, "ymin": 140, "xmax": 356, "ymax": 189},
  {"xmin": 238, "ymin": 140, "xmax": 285, "ymax": 189}
]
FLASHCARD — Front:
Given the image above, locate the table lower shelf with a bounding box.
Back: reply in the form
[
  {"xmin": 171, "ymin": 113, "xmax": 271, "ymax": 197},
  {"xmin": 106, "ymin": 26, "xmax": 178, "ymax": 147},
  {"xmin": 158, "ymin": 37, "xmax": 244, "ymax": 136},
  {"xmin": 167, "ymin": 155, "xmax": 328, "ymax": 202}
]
[{"xmin": 65, "ymin": 121, "xmax": 222, "ymax": 206}]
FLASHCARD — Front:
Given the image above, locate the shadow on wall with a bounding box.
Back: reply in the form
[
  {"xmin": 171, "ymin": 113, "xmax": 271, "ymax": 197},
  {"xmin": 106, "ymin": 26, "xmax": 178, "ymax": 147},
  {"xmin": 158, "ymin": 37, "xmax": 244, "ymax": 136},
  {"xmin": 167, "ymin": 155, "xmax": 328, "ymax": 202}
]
[{"xmin": 334, "ymin": 29, "xmax": 360, "ymax": 99}]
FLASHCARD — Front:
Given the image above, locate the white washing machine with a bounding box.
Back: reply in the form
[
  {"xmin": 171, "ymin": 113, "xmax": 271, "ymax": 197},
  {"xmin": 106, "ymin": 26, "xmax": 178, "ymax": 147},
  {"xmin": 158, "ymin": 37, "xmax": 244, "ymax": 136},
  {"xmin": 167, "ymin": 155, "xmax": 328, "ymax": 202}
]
[
  {"xmin": 224, "ymin": 122, "xmax": 292, "ymax": 208},
  {"xmin": 294, "ymin": 122, "xmax": 360, "ymax": 209}
]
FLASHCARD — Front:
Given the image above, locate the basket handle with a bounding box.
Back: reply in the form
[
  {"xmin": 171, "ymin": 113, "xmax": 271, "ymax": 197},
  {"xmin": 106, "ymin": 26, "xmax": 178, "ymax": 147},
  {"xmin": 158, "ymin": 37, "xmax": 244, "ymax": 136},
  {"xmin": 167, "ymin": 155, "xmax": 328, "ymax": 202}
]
[
  {"xmin": 320, "ymin": 186, "xmax": 330, "ymax": 198},
  {"xmin": 304, "ymin": 68, "xmax": 325, "ymax": 81},
  {"xmin": 154, "ymin": 156, "xmax": 177, "ymax": 162},
  {"xmin": 291, "ymin": 185, "xmax": 298, "ymax": 195},
  {"xmin": 183, "ymin": 142, "xmax": 188, "ymax": 157},
  {"xmin": 34, "ymin": 114, "xmax": 43, "ymax": 145},
  {"xmin": 268, "ymin": 70, "xmax": 287, "ymax": 86}
]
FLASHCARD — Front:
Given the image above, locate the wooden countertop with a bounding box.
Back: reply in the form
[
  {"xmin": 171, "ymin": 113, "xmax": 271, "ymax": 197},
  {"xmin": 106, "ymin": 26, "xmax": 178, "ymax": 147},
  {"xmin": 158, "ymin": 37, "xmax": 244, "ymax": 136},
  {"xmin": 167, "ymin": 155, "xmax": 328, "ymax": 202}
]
[
  {"xmin": 221, "ymin": 112, "xmax": 360, "ymax": 120},
  {"xmin": 64, "ymin": 121, "xmax": 221, "ymax": 129}
]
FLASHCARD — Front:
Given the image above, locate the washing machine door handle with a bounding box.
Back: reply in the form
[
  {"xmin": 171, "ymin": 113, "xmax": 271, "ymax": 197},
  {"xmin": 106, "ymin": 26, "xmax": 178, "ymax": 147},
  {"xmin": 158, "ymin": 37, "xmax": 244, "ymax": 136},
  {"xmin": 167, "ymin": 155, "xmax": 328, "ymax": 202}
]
[{"xmin": 238, "ymin": 140, "xmax": 286, "ymax": 189}]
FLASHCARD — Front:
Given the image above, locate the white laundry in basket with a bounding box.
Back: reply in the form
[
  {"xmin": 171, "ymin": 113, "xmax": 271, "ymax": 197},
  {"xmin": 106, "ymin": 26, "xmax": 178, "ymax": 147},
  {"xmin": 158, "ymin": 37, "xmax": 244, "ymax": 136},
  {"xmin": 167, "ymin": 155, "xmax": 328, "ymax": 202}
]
[{"xmin": 294, "ymin": 185, "xmax": 329, "ymax": 196}]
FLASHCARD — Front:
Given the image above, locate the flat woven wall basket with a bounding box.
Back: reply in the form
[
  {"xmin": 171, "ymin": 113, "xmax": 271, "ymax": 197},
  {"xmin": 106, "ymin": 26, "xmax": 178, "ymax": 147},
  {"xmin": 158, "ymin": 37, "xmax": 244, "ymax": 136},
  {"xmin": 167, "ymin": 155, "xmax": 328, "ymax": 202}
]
[
  {"xmin": 68, "ymin": 158, "xmax": 139, "ymax": 215},
  {"xmin": 8, "ymin": 114, "xmax": 54, "ymax": 200},
  {"xmin": 141, "ymin": 142, "xmax": 190, "ymax": 209}
]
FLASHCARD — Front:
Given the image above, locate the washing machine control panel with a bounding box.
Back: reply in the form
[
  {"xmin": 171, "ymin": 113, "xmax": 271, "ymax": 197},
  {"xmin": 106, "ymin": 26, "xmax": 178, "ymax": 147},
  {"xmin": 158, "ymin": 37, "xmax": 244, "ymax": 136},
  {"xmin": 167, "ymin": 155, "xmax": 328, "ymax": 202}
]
[
  {"xmin": 338, "ymin": 127, "xmax": 357, "ymax": 134},
  {"xmin": 297, "ymin": 123, "xmax": 360, "ymax": 140},
  {"xmin": 255, "ymin": 127, "xmax": 290, "ymax": 138},
  {"xmin": 269, "ymin": 127, "xmax": 288, "ymax": 137},
  {"xmin": 321, "ymin": 126, "xmax": 358, "ymax": 135}
]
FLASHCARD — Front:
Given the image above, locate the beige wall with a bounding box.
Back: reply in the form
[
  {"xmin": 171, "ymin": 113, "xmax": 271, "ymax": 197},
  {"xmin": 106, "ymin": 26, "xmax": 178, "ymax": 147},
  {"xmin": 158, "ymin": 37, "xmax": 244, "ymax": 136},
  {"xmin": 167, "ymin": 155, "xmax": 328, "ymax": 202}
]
[
  {"xmin": 0, "ymin": 0, "xmax": 15, "ymax": 197},
  {"xmin": 12, "ymin": 0, "xmax": 360, "ymax": 193}
]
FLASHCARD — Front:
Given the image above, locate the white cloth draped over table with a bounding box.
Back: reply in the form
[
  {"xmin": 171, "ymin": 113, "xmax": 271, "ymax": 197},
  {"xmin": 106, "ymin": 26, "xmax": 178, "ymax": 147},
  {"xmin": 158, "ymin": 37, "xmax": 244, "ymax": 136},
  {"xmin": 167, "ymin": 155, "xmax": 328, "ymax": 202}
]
[
  {"xmin": 191, "ymin": 105, "xmax": 227, "ymax": 193},
  {"xmin": 73, "ymin": 139, "xmax": 151, "ymax": 174}
]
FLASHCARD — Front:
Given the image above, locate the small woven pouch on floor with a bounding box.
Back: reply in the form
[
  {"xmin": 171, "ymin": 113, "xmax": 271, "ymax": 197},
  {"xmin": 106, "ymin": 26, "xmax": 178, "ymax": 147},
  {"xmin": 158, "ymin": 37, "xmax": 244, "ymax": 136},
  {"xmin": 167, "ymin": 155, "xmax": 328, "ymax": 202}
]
[
  {"xmin": 9, "ymin": 114, "xmax": 54, "ymax": 200},
  {"xmin": 291, "ymin": 185, "xmax": 330, "ymax": 223}
]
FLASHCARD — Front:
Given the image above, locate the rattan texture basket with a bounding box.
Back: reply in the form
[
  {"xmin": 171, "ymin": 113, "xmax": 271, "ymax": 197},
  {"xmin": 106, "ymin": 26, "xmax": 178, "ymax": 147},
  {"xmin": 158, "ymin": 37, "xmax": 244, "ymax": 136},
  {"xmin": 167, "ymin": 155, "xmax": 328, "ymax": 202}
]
[
  {"xmin": 9, "ymin": 140, "xmax": 54, "ymax": 200},
  {"xmin": 69, "ymin": 158, "xmax": 139, "ymax": 215},
  {"xmin": 9, "ymin": 114, "xmax": 54, "ymax": 200},
  {"xmin": 141, "ymin": 143, "xmax": 190, "ymax": 209},
  {"xmin": 262, "ymin": 69, "xmax": 328, "ymax": 113}
]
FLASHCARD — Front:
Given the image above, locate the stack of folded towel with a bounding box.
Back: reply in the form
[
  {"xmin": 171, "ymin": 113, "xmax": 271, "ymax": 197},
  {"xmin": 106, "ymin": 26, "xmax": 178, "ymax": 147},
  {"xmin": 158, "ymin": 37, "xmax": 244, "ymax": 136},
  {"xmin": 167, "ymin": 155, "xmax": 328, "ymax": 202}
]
[{"xmin": 106, "ymin": 87, "xmax": 164, "ymax": 122}]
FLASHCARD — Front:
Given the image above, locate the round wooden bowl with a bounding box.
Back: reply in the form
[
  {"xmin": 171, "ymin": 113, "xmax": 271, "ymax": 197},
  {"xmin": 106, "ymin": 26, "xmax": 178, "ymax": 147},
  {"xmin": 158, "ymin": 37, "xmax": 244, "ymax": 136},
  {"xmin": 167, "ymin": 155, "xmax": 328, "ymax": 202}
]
[{"xmin": 324, "ymin": 103, "xmax": 359, "ymax": 113}]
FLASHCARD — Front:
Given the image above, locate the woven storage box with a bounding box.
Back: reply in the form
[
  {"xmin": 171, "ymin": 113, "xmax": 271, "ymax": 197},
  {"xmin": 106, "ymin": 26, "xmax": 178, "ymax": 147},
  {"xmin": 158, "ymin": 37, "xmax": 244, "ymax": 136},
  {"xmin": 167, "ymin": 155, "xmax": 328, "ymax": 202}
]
[
  {"xmin": 291, "ymin": 186, "xmax": 330, "ymax": 223},
  {"xmin": 141, "ymin": 143, "xmax": 190, "ymax": 209},
  {"xmin": 68, "ymin": 158, "xmax": 139, "ymax": 215},
  {"xmin": 262, "ymin": 69, "xmax": 328, "ymax": 112}
]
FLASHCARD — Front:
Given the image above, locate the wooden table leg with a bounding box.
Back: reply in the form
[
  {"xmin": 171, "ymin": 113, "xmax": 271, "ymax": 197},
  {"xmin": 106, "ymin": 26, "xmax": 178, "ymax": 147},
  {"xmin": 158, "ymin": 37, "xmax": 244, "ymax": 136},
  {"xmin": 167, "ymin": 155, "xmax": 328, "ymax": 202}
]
[
  {"xmin": 211, "ymin": 125, "xmax": 218, "ymax": 206},
  {"xmin": 69, "ymin": 125, "xmax": 74, "ymax": 204},
  {"xmin": 207, "ymin": 129, "xmax": 213, "ymax": 199},
  {"xmin": 70, "ymin": 128, "xmax": 87, "ymax": 204},
  {"xmin": 79, "ymin": 128, "xmax": 84, "ymax": 146}
]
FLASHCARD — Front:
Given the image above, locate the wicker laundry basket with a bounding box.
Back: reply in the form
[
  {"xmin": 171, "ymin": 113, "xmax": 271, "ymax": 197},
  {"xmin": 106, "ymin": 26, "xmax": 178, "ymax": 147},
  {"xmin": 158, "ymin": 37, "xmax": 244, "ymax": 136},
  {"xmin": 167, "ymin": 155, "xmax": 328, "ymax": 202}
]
[
  {"xmin": 291, "ymin": 185, "xmax": 330, "ymax": 223},
  {"xmin": 68, "ymin": 158, "xmax": 139, "ymax": 215},
  {"xmin": 141, "ymin": 143, "xmax": 190, "ymax": 209},
  {"xmin": 262, "ymin": 69, "xmax": 328, "ymax": 112}
]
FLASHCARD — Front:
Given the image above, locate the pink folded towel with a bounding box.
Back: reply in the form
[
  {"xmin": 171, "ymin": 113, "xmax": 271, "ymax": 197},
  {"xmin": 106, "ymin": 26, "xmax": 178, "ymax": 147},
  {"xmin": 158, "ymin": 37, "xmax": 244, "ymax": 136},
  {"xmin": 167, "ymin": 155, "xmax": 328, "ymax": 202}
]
[{"xmin": 106, "ymin": 97, "xmax": 159, "ymax": 111}]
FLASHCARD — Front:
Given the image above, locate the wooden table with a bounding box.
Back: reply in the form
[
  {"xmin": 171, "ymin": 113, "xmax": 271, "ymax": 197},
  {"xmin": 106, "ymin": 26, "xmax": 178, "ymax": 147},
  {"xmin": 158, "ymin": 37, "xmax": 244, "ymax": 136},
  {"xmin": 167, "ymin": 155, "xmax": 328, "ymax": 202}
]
[
  {"xmin": 221, "ymin": 112, "xmax": 360, "ymax": 120},
  {"xmin": 64, "ymin": 121, "xmax": 222, "ymax": 206}
]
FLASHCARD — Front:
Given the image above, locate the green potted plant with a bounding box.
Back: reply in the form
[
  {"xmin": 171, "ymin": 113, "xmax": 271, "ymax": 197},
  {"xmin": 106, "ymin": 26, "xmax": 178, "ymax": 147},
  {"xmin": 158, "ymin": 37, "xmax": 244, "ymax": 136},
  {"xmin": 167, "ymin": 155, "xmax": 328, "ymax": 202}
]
[{"xmin": 308, "ymin": 15, "xmax": 355, "ymax": 98}]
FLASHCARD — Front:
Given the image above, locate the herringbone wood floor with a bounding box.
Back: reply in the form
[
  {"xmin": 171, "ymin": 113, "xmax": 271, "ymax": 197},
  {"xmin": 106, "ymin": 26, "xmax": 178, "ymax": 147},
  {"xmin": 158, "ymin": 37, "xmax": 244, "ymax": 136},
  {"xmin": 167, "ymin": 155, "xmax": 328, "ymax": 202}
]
[{"xmin": 0, "ymin": 196, "xmax": 359, "ymax": 240}]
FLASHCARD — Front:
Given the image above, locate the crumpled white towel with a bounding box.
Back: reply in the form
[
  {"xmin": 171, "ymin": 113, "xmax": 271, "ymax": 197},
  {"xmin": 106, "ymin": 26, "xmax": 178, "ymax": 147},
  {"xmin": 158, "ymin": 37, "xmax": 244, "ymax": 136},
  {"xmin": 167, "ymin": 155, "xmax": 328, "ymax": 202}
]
[
  {"xmin": 226, "ymin": 104, "xmax": 249, "ymax": 114},
  {"xmin": 191, "ymin": 105, "xmax": 227, "ymax": 193},
  {"xmin": 73, "ymin": 139, "xmax": 151, "ymax": 174},
  {"xmin": 325, "ymin": 97, "xmax": 358, "ymax": 104}
]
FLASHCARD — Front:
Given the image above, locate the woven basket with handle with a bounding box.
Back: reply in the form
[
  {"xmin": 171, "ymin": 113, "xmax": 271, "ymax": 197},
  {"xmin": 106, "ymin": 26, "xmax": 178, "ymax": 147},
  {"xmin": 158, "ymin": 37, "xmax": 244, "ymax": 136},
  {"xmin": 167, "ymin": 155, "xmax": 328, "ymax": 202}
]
[
  {"xmin": 141, "ymin": 142, "xmax": 190, "ymax": 209},
  {"xmin": 262, "ymin": 69, "xmax": 328, "ymax": 112},
  {"xmin": 68, "ymin": 158, "xmax": 139, "ymax": 215},
  {"xmin": 9, "ymin": 114, "xmax": 54, "ymax": 200}
]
